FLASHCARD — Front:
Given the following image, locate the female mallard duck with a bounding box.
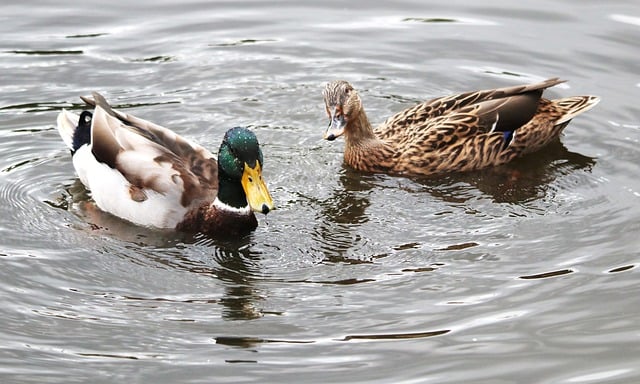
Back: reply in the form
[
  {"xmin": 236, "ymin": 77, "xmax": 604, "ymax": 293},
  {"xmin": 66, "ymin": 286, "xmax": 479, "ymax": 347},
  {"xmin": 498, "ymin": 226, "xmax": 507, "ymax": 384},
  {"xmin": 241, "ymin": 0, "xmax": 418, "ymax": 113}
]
[
  {"xmin": 322, "ymin": 78, "xmax": 599, "ymax": 176},
  {"xmin": 56, "ymin": 93, "xmax": 273, "ymax": 237}
]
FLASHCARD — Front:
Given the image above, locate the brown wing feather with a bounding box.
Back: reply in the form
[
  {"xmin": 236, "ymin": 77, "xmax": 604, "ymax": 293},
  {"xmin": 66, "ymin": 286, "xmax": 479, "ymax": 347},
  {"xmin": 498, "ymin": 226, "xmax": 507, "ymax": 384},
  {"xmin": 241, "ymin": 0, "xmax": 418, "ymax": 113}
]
[
  {"xmin": 396, "ymin": 98, "xmax": 576, "ymax": 175},
  {"xmin": 378, "ymin": 78, "xmax": 565, "ymax": 140},
  {"xmin": 84, "ymin": 93, "xmax": 218, "ymax": 208},
  {"xmin": 89, "ymin": 103, "xmax": 123, "ymax": 169},
  {"xmin": 376, "ymin": 81, "xmax": 575, "ymax": 175}
]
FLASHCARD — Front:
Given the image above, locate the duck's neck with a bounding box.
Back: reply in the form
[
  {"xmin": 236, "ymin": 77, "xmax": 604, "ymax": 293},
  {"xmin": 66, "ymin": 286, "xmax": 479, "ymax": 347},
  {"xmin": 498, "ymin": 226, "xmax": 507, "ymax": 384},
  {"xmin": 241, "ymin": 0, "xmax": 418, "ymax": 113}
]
[
  {"xmin": 178, "ymin": 199, "xmax": 257, "ymax": 237},
  {"xmin": 176, "ymin": 173, "xmax": 257, "ymax": 236},
  {"xmin": 344, "ymin": 108, "xmax": 378, "ymax": 147},
  {"xmin": 343, "ymin": 108, "xmax": 393, "ymax": 172},
  {"xmin": 216, "ymin": 172, "xmax": 250, "ymax": 211}
]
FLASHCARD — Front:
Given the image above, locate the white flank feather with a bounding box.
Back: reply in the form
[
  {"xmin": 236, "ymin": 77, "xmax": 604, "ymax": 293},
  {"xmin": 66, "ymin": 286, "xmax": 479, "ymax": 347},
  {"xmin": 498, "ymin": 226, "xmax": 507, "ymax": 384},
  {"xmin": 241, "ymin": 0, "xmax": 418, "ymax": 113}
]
[{"xmin": 72, "ymin": 146, "xmax": 189, "ymax": 228}]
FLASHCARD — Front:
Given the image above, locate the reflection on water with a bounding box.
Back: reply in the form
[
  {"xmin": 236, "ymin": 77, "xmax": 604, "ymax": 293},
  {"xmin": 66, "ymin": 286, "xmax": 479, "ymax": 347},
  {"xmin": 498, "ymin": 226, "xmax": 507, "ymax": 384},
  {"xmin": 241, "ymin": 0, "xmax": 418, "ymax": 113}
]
[
  {"xmin": 519, "ymin": 268, "xmax": 574, "ymax": 279},
  {"xmin": 58, "ymin": 178, "xmax": 268, "ymax": 320},
  {"xmin": 216, "ymin": 336, "xmax": 314, "ymax": 349},
  {"xmin": 341, "ymin": 329, "xmax": 450, "ymax": 341},
  {"xmin": 415, "ymin": 140, "xmax": 596, "ymax": 205},
  {"xmin": 317, "ymin": 170, "xmax": 373, "ymax": 226},
  {"xmin": 465, "ymin": 140, "xmax": 596, "ymax": 204},
  {"xmin": 310, "ymin": 170, "xmax": 382, "ymax": 264},
  {"xmin": 56, "ymin": 179, "xmax": 190, "ymax": 246},
  {"xmin": 215, "ymin": 327, "xmax": 451, "ymax": 349},
  {"xmin": 213, "ymin": 246, "xmax": 268, "ymax": 321},
  {"xmin": 146, "ymin": 243, "xmax": 273, "ymax": 321},
  {"xmin": 308, "ymin": 138, "xmax": 596, "ymax": 265}
]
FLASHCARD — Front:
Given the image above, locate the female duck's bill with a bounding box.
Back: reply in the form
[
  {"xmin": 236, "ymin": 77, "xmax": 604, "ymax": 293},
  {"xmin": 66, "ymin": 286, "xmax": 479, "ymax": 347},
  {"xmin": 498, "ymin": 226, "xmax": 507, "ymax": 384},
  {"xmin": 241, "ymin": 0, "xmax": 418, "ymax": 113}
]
[{"xmin": 324, "ymin": 104, "xmax": 346, "ymax": 141}]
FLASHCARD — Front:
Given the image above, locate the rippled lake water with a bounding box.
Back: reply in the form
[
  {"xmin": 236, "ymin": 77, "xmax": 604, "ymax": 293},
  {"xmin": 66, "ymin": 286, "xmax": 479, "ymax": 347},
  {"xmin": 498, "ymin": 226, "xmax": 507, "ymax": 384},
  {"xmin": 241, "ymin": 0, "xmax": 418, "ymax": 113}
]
[{"xmin": 1, "ymin": 1, "xmax": 639, "ymax": 383}]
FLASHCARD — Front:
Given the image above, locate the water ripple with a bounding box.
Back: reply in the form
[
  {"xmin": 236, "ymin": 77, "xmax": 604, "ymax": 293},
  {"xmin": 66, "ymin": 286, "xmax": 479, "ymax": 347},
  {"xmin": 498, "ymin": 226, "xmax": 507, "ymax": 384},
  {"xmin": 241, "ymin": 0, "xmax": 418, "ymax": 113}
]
[{"xmin": 1, "ymin": 1, "xmax": 639, "ymax": 383}]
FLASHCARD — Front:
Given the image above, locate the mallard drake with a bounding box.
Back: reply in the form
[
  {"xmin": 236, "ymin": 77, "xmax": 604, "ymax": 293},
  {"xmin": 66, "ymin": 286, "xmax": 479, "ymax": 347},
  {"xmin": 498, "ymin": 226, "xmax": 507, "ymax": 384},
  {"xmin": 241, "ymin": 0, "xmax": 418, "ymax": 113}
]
[
  {"xmin": 322, "ymin": 78, "xmax": 600, "ymax": 176},
  {"xmin": 56, "ymin": 93, "xmax": 274, "ymax": 237}
]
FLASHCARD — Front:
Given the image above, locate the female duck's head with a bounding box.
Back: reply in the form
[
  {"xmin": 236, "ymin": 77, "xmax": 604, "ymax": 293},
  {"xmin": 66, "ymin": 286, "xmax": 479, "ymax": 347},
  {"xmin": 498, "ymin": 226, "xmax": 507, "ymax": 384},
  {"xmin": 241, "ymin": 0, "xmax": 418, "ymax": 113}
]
[{"xmin": 322, "ymin": 80, "xmax": 363, "ymax": 141}]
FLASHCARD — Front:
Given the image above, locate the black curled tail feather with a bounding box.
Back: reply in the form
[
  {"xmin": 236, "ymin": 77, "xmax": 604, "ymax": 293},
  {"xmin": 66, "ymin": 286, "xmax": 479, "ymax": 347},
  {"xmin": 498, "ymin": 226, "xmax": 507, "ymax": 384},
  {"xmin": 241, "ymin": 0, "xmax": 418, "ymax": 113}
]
[{"xmin": 71, "ymin": 111, "xmax": 93, "ymax": 154}]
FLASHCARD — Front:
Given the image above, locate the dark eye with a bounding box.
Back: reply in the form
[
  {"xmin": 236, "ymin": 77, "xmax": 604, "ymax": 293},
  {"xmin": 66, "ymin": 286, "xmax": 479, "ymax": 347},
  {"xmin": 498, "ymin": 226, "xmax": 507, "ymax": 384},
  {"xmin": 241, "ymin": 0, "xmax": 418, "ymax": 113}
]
[{"xmin": 248, "ymin": 176, "xmax": 253, "ymax": 183}]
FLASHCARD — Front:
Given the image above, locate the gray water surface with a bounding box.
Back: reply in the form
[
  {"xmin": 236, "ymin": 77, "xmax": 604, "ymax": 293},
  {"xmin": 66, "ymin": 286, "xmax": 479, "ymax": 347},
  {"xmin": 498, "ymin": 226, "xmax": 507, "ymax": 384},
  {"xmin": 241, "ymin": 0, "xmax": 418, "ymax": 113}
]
[{"xmin": 1, "ymin": 1, "xmax": 639, "ymax": 383}]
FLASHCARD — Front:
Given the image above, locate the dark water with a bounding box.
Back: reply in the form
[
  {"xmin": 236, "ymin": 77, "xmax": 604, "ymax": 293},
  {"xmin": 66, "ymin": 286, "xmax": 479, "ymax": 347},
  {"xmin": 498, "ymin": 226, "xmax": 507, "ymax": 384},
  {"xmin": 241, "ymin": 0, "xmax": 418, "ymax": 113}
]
[{"xmin": 1, "ymin": 1, "xmax": 639, "ymax": 383}]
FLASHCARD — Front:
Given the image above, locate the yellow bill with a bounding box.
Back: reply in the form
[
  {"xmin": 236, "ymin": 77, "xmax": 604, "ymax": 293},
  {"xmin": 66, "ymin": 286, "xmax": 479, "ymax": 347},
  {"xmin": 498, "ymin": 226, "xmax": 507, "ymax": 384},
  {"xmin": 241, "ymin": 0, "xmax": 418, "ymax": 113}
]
[{"xmin": 241, "ymin": 161, "xmax": 274, "ymax": 214}]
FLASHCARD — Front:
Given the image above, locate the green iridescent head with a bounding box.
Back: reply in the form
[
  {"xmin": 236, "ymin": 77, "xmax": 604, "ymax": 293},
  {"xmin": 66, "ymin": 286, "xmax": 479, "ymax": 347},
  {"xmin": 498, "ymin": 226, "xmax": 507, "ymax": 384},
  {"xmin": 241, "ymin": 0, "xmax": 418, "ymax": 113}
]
[{"xmin": 217, "ymin": 127, "xmax": 273, "ymax": 214}]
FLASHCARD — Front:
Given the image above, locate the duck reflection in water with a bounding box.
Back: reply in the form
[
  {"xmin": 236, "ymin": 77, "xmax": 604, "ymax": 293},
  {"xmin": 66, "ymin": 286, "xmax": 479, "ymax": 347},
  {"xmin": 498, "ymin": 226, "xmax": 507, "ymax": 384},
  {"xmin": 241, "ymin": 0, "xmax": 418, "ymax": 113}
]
[
  {"xmin": 310, "ymin": 137, "xmax": 595, "ymax": 265},
  {"xmin": 311, "ymin": 169, "xmax": 382, "ymax": 264},
  {"xmin": 416, "ymin": 139, "xmax": 596, "ymax": 205},
  {"xmin": 54, "ymin": 181, "xmax": 266, "ymax": 321}
]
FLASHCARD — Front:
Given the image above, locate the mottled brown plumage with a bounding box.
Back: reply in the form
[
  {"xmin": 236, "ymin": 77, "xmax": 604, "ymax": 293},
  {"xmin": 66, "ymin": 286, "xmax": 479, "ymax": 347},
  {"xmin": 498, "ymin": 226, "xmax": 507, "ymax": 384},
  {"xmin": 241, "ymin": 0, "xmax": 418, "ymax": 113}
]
[{"xmin": 322, "ymin": 78, "xmax": 600, "ymax": 176}]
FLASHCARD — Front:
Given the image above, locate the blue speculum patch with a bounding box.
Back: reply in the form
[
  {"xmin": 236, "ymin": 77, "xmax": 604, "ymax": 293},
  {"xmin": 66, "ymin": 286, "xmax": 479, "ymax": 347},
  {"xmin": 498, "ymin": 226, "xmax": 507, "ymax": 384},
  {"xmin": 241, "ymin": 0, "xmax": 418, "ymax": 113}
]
[{"xmin": 502, "ymin": 130, "xmax": 514, "ymax": 149}]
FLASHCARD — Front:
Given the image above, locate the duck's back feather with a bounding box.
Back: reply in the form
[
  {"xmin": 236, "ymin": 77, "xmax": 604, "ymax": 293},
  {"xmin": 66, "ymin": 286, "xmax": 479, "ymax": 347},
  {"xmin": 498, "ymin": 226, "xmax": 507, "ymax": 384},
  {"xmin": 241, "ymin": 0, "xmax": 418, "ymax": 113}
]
[
  {"xmin": 58, "ymin": 93, "xmax": 220, "ymax": 228},
  {"xmin": 84, "ymin": 93, "xmax": 218, "ymax": 207},
  {"xmin": 377, "ymin": 78, "xmax": 566, "ymax": 139}
]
